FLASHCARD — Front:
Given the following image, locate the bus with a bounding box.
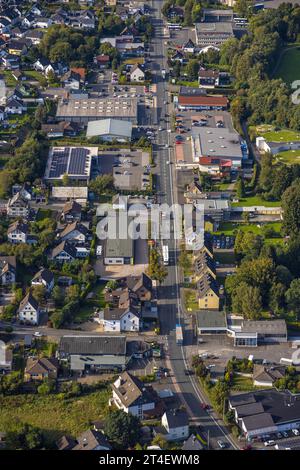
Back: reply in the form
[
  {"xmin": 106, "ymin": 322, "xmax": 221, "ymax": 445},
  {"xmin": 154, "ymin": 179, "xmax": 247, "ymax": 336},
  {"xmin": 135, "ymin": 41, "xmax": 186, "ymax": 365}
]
[
  {"xmin": 167, "ymin": 23, "xmax": 182, "ymax": 30},
  {"xmin": 162, "ymin": 245, "xmax": 169, "ymax": 266},
  {"xmin": 176, "ymin": 324, "xmax": 183, "ymax": 345}
]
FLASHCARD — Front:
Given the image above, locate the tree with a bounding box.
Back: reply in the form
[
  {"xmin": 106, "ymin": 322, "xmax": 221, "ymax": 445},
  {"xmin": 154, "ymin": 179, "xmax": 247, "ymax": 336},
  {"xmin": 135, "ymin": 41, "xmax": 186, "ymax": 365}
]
[
  {"xmin": 31, "ymin": 285, "xmax": 46, "ymax": 304},
  {"xmin": 104, "ymin": 410, "xmax": 141, "ymax": 449},
  {"xmin": 151, "ymin": 434, "xmax": 168, "ymax": 449},
  {"xmin": 282, "ymin": 179, "xmax": 300, "ymax": 236},
  {"xmin": 89, "ymin": 174, "xmax": 114, "ymax": 196},
  {"xmin": 286, "ymin": 278, "xmax": 300, "ymax": 319},
  {"xmin": 236, "ymin": 176, "xmax": 245, "ymax": 199},
  {"xmin": 147, "ymin": 248, "xmax": 167, "ymax": 284},
  {"xmin": 185, "ymin": 59, "xmax": 199, "ymax": 81},
  {"xmin": 106, "ymin": 279, "xmax": 118, "ymax": 290},
  {"xmin": 37, "ymin": 379, "xmax": 55, "ymax": 395},
  {"xmin": 52, "ymin": 286, "xmax": 64, "ymax": 307},
  {"xmin": 231, "ymin": 282, "xmax": 263, "ymax": 318},
  {"xmin": 5, "ymin": 422, "xmax": 43, "ymax": 450},
  {"xmin": 66, "ymin": 284, "xmax": 81, "ymax": 303},
  {"xmin": 0, "ymin": 371, "xmax": 23, "ymax": 395}
]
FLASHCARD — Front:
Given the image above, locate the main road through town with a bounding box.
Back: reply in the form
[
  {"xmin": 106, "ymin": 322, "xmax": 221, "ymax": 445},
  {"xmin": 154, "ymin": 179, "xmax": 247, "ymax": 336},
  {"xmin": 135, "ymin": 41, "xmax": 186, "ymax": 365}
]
[{"xmin": 150, "ymin": 0, "xmax": 238, "ymax": 450}]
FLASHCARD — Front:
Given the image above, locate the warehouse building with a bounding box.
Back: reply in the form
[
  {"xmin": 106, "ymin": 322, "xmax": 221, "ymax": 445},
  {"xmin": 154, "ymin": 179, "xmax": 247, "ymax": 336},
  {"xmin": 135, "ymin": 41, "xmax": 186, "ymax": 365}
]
[
  {"xmin": 44, "ymin": 146, "xmax": 97, "ymax": 182},
  {"xmin": 86, "ymin": 118, "xmax": 133, "ymax": 142},
  {"xmin": 56, "ymin": 97, "xmax": 138, "ymax": 124},
  {"xmin": 178, "ymin": 95, "xmax": 228, "ymax": 111},
  {"xmin": 191, "ymin": 127, "xmax": 243, "ymax": 169}
]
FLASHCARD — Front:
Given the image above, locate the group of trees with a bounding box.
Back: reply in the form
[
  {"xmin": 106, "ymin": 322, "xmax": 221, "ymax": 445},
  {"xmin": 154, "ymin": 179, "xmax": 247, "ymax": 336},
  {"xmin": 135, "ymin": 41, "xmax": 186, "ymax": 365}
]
[{"xmin": 147, "ymin": 248, "xmax": 168, "ymax": 284}]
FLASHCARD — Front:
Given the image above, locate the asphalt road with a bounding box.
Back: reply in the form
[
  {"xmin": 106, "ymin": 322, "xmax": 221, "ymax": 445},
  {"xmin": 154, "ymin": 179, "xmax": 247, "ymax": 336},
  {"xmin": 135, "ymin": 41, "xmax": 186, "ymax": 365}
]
[{"xmin": 151, "ymin": 0, "xmax": 238, "ymax": 450}]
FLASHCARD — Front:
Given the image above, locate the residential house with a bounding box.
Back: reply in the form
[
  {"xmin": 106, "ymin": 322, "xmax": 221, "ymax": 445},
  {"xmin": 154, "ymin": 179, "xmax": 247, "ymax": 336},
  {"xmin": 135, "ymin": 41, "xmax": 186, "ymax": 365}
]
[
  {"xmin": 51, "ymin": 240, "xmax": 77, "ymax": 262},
  {"xmin": 61, "ymin": 200, "xmax": 82, "ymax": 223},
  {"xmin": 58, "ymin": 335, "xmax": 127, "ymax": 372},
  {"xmin": 0, "ymin": 345, "xmax": 13, "ymax": 374},
  {"xmin": 8, "ymin": 39, "xmax": 29, "ymax": 55},
  {"xmin": 7, "ymin": 220, "xmax": 29, "ymax": 244},
  {"xmin": 253, "ymin": 365, "xmax": 286, "ymax": 388},
  {"xmin": 61, "ymin": 70, "xmax": 81, "ymax": 90},
  {"xmin": 31, "ymin": 268, "xmax": 54, "ymax": 292},
  {"xmin": 5, "ymin": 97, "xmax": 27, "ymax": 114},
  {"xmin": 101, "ymin": 289, "xmax": 141, "ymax": 332},
  {"xmin": 0, "ymin": 256, "xmax": 16, "ymax": 285},
  {"xmin": 24, "ymin": 357, "xmax": 58, "ymax": 382},
  {"xmin": 111, "ymin": 371, "xmax": 161, "ymax": 418},
  {"xmin": 33, "ymin": 17, "xmax": 52, "ymax": 29},
  {"xmin": 72, "ymin": 430, "xmax": 111, "ymax": 451},
  {"xmin": 18, "ymin": 292, "xmax": 40, "ymax": 325},
  {"xmin": 198, "ymin": 274, "xmax": 220, "ymax": 310},
  {"xmin": 130, "ymin": 64, "xmax": 145, "ymax": 82},
  {"xmin": 58, "ymin": 221, "xmax": 90, "ymax": 245},
  {"xmin": 182, "ymin": 434, "xmax": 205, "ymax": 450},
  {"xmin": 6, "ymin": 191, "xmax": 29, "ymax": 217},
  {"xmin": 24, "ymin": 29, "xmax": 44, "ymax": 45},
  {"xmin": 2, "ymin": 54, "xmax": 20, "ymax": 70},
  {"xmin": 155, "ymin": 410, "xmax": 189, "ymax": 441},
  {"xmin": 33, "ymin": 58, "xmax": 55, "ymax": 76},
  {"xmin": 94, "ymin": 54, "xmax": 110, "ymax": 69},
  {"xmin": 182, "ymin": 39, "xmax": 195, "ymax": 54},
  {"xmin": 41, "ymin": 121, "xmax": 80, "ymax": 138}
]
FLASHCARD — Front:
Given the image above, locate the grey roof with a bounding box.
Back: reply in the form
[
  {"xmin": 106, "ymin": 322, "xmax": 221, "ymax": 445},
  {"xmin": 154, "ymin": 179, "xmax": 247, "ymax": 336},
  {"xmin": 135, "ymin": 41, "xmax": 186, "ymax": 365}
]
[
  {"xmin": 196, "ymin": 310, "xmax": 226, "ymax": 329},
  {"xmin": 234, "ymin": 402, "xmax": 265, "ymax": 418},
  {"xmin": 112, "ymin": 371, "xmax": 156, "ymax": 407},
  {"xmin": 56, "ymin": 98, "xmax": 138, "ymax": 120},
  {"xmin": 242, "ymin": 412, "xmax": 275, "ymax": 432},
  {"xmin": 230, "ymin": 389, "xmax": 300, "ymax": 426},
  {"xmin": 195, "ymin": 22, "xmax": 233, "ymax": 34},
  {"xmin": 86, "ymin": 119, "xmax": 132, "ymax": 139},
  {"xmin": 59, "ymin": 335, "xmax": 126, "ymax": 356},
  {"xmin": 241, "ymin": 319, "xmax": 287, "ymax": 336},
  {"xmin": 182, "ymin": 434, "xmax": 204, "ymax": 451},
  {"xmin": 192, "ymin": 127, "xmax": 242, "ymax": 159},
  {"xmin": 105, "ymin": 233, "xmax": 134, "ymax": 259},
  {"xmin": 73, "ymin": 429, "xmax": 111, "ymax": 451},
  {"xmin": 19, "ymin": 292, "xmax": 39, "ymax": 313},
  {"xmin": 164, "ymin": 410, "xmax": 189, "ymax": 428},
  {"xmin": 32, "ymin": 268, "xmax": 54, "ymax": 285},
  {"xmin": 179, "ymin": 86, "xmax": 207, "ymax": 97}
]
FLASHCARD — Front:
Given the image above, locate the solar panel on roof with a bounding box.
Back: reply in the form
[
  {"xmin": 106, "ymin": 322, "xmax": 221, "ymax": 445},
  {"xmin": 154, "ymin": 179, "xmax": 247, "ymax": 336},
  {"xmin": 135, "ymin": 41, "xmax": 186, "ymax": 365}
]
[{"xmin": 69, "ymin": 147, "xmax": 88, "ymax": 175}]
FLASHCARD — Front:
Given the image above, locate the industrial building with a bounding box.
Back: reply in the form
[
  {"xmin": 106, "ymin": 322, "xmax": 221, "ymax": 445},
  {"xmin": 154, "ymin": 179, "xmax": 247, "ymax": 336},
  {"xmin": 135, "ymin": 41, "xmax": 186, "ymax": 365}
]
[
  {"xmin": 56, "ymin": 97, "xmax": 138, "ymax": 124},
  {"xmin": 44, "ymin": 146, "xmax": 97, "ymax": 182},
  {"xmin": 86, "ymin": 118, "xmax": 133, "ymax": 142},
  {"xmin": 191, "ymin": 127, "xmax": 243, "ymax": 169}
]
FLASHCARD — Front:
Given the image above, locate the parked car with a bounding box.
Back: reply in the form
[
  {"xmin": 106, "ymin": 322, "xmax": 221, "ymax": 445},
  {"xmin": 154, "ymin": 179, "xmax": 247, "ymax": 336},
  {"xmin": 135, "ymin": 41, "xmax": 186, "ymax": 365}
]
[
  {"xmin": 264, "ymin": 440, "xmax": 275, "ymax": 447},
  {"xmin": 217, "ymin": 440, "xmax": 226, "ymax": 449}
]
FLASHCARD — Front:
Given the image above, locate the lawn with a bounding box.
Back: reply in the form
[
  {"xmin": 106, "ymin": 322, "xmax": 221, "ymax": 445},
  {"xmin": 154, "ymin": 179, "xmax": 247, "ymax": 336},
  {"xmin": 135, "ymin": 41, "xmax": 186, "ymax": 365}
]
[
  {"xmin": 254, "ymin": 125, "xmax": 300, "ymax": 142},
  {"xmin": 0, "ymin": 155, "xmax": 10, "ymax": 169},
  {"xmin": 231, "ymin": 195, "xmax": 281, "ymax": 207},
  {"xmin": 0, "ymin": 386, "xmax": 110, "ymax": 446},
  {"xmin": 231, "ymin": 374, "xmax": 255, "ymax": 392},
  {"xmin": 184, "ymin": 289, "xmax": 198, "ymax": 312},
  {"xmin": 23, "ymin": 70, "xmax": 47, "ymax": 86},
  {"xmin": 214, "ymin": 251, "xmax": 236, "ymax": 264},
  {"xmin": 276, "ymin": 149, "xmax": 300, "ymax": 165},
  {"xmin": 214, "ymin": 221, "xmax": 283, "ymax": 237},
  {"xmin": 36, "ymin": 208, "xmax": 54, "ymax": 221},
  {"xmin": 2, "ymin": 71, "xmax": 17, "ymax": 88},
  {"xmin": 274, "ymin": 46, "xmax": 300, "ymax": 84},
  {"xmin": 73, "ymin": 282, "xmax": 107, "ymax": 323}
]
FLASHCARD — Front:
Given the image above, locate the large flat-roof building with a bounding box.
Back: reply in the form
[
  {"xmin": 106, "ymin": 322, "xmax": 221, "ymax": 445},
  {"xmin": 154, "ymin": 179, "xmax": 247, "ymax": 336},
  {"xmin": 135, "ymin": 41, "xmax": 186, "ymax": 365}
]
[
  {"xmin": 202, "ymin": 9, "xmax": 234, "ymax": 22},
  {"xmin": 56, "ymin": 97, "xmax": 138, "ymax": 124},
  {"xmin": 229, "ymin": 389, "xmax": 300, "ymax": 440},
  {"xmin": 195, "ymin": 22, "xmax": 234, "ymax": 48},
  {"xmin": 191, "ymin": 127, "xmax": 243, "ymax": 169},
  {"xmin": 58, "ymin": 335, "xmax": 127, "ymax": 372},
  {"xmin": 178, "ymin": 94, "xmax": 228, "ymax": 111},
  {"xmin": 104, "ymin": 237, "xmax": 134, "ymax": 265},
  {"xmin": 44, "ymin": 146, "xmax": 97, "ymax": 182},
  {"xmin": 86, "ymin": 119, "xmax": 133, "ymax": 142}
]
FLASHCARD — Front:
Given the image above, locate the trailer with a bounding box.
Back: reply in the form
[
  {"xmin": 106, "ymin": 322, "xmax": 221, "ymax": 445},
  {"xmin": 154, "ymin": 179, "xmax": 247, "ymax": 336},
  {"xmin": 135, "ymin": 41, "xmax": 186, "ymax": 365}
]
[{"xmin": 176, "ymin": 324, "xmax": 183, "ymax": 345}]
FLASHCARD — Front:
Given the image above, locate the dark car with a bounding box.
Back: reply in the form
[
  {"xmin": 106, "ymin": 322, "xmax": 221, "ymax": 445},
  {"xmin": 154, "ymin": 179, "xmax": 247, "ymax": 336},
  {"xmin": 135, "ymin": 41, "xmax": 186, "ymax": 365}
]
[{"xmin": 184, "ymin": 369, "xmax": 194, "ymax": 376}]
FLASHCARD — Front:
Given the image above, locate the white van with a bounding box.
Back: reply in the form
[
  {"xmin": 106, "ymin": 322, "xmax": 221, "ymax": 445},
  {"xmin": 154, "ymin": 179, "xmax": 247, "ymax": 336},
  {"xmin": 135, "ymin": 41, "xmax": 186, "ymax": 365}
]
[{"xmin": 264, "ymin": 440, "xmax": 275, "ymax": 447}]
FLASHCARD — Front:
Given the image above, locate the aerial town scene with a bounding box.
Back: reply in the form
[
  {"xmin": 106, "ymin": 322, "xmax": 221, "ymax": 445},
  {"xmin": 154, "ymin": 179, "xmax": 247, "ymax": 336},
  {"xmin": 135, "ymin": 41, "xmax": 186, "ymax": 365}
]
[{"xmin": 0, "ymin": 0, "xmax": 300, "ymax": 458}]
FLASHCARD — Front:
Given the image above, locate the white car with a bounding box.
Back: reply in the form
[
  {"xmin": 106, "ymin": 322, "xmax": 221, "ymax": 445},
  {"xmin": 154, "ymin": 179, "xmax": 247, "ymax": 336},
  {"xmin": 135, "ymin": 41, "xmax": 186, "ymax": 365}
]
[
  {"xmin": 217, "ymin": 440, "xmax": 226, "ymax": 449},
  {"xmin": 34, "ymin": 332, "xmax": 42, "ymax": 337},
  {"xmin": 158, "ymin": 127, "xmax": 163, "ymax": 131},
  {"xmin": 292, "ymin": 429, "xmax": 299, "ymax": 436}
]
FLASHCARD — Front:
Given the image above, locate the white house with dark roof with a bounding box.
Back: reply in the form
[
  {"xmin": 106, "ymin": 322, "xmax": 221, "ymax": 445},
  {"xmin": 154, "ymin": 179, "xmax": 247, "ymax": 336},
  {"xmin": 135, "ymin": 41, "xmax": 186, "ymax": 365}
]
[
  {"xmin": 18, "ymin": 292, "xmax": 40, "ymax": 325},
  {"xmin": 101, "ymin": 289, "xmax": 141, "ymax": 332},
  {"xmin": 7, "ymin": 220, "xmax": 29, "ymax": 244},
  {"xmin": 51, "ymin": 240, "xmax": 77, "ymax": 262},
  {"xmin": 158, "ymin": 410, "xmax": 190, "ymax": 441},
  {"xmin": 0, "ymin": 256, "xmax": 16, "ymax": 285},
  {"xmin": 58, "ymin": 221, "xmax": 91, "ymax": 245},
  {"xmin": 7, "ymin": 191, "xmax": 29, "ymax": 218},
  {"xmin": 31, "ymin": 268, "xmax": 54, "ymax": 292}
]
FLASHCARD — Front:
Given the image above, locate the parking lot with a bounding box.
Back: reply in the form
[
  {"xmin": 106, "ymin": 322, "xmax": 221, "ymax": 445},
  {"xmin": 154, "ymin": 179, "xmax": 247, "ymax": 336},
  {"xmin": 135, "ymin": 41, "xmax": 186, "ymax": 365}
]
[{"xmin": 213, "ymin": 234, "xmax": 235, "ymax": 250}]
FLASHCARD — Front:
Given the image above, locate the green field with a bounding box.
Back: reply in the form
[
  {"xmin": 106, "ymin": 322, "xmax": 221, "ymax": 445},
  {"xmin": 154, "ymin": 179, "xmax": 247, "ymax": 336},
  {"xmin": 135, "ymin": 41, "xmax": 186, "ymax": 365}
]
[
  {"xmin": 276, "ymin": 149, "xmax": 300, "ymax": 165},
  {"xmin": 254, "ymin": 125, "xmax": 300, "ymax": 142},
  {"xmin": 0, "ymin": 387, "xmax": 110, "ymax": 446},
  {"xmin": 73, "ymin": 282, "xmax": 107, "ymax": 323},
  {"xmin": 231, "ymin": 195, "xmax": 281, "ymax": 207},
  {"xmin": 274, "ymin": 46, "xmax": 300, "ymax": 84},
  {"xmin": 184, "ymin": 289, "xmax": 198, "ymax": 312},
  {"xmin": 214, "ymin": 221, "xmax": 283, "ymax": 237}
]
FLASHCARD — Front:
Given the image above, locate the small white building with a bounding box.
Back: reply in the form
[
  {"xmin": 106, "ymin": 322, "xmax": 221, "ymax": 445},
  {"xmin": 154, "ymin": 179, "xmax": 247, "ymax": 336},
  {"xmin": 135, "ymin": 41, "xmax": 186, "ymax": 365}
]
[
  {"xmin": 7, "ymin": 220, "xmax": 29, "ymax": 244},
  {"xmin": 130, "ymin": 64, "xmax": 145, "ymax": 82},
  {"xmin": 159, "ymin": 410, "xmax": 189, "ymax": 441},
  {"xmin": 18, "ymin": 292, "xmax": 40, "ymax": 325}
]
